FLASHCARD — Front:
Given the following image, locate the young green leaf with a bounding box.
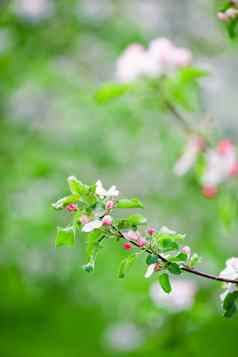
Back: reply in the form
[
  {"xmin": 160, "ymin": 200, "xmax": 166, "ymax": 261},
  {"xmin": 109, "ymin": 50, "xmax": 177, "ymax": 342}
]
[
  {"xmin": 159, "ymin": 273, "xmax": 172, "ymax": 294},
  {"xmin": 55, "ymin": 226, "xmax": 75, "ymax": 247},
  {"xmin": 116, "ymin": 198, "xmax": 144, "ymax": 209},
  {"xmin": 168, "ymin": 262, "xmax": 182, "ymax": 275},
  {"xmin": 146, "ymin": 254, "xmax": 158, "ymax": 265},
  {"xmin": 118, "ymin": 254, "xmax": 137, "ymax": 279},
  {"xmin": 67, "ymin": 176, "xmax": 89, "ymax": 195},
  {"xmin": 127, "ymin": 214, "xmax": 147, "ymax": 226},
  {"xmin": 223, "ymin": 291, "xmax": 238, "ymax": 318},
  {"xmin": 96, "ymin": 82, "xmax": 132, "ymax": 104}
]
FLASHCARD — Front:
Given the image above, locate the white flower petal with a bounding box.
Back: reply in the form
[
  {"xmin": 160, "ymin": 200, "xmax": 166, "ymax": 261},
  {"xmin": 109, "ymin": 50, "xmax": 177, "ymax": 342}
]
[
  {"xmin": 144, "ymin": 264, "xmax": 156, "ymax": 278},
  {"xmin": 82, "ymin": 219, "xmax": 102, "ymax": 233},
  {"xmin": 160, "ymin": 226, "xmax": 177, "ymax": 235}
]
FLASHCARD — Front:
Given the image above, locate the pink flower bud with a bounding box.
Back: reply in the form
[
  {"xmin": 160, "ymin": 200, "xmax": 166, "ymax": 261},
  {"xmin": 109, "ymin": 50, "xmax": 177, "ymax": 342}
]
[
  {"xmin": 102, "ymin": 215, "xmax": 112, "ymax": 226},
  {"xmin": 137, "ymin": 238, "xmax": 146, "ymax": 248},
  {"xmin": 105, "ymin": 200, "xmax": 114, "ymax": 210},
  {"xmin": 229, "ymin": 162, "xmax": 238, "ymax": 177},
  {"xmin": 80, "ymin": 214, "xmax": 90, "ymax": 225},
  {"xmin": 181, "ymin": 246, "xmax": 191, "ymax": 256},
  {"xmin": 147, "ymin": 227, "xmax": 156, "ymax": 236},
  {"xmin": 123, "ymin": 242, "xmax": 133, "ymax": 251},
  {"xmin": 65, "ymin": 204, "xmax": 78, "ymax": 212},
  {"xmin": 217, "ymin": 12, "xmax": 229, "ymax": 21},
  {"xmin": 202, "ymin": 185, "xmax": 218, "ymax": 199},
  {"xmin": 217, "ymin": 139, "xmax": 234, "ymax": 155}
]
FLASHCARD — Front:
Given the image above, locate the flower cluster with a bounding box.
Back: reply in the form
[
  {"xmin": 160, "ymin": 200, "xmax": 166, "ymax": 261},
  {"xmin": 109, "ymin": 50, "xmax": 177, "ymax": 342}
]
[
  {"xmin": 52, "ymin": 176, "xmax": 238, "ymax": 316},
  {"xmin": 174, "ymin": 138, "xmax": 238, "ymax": 198},
  {"xmin": 217, "ymin": 1, "xmax": 238, "ymax": 22},
  {"xmin": 116, "ymin": 38, "xmax": 192, "ymax": 83},
  {"xmin": 52, "ymin": 177, "xmax": 199, "ymax": 293}
]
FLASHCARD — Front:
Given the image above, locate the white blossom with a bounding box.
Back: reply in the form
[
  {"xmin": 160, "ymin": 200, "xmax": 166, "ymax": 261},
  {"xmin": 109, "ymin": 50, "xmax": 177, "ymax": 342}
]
[
  {"xmin": 144, "ymin": 264, "xmax": 156, "ymax": 278},
  {"xmin": 116, "ymin": 38, "xmax": 192, "ymax": 83},
  {"xmin": 150, "ymin": 279, "xmax": 197, "ymax": 311},
  {"xmin": 159, "ymin": 226, "xmax": 177, "ymax": 235},
  {"xmin": 81, "ymin": 219, "xmax": 102, "ymax": 233},
  {"xmin": 202, "ymin": 146, "xmax": 237, "ymax": 187},
  {"xmin": 96, "ymin": 180, "xmax": 119, "ymax": 198},
  {"xmin": 104, "ymin": 322, "xmax": 144, "ymax": 352},
  {"xmin": 116, "ymin": 44, "xmax": 147, "ymax": 83},
  {"xmin": 174, "ymin": 136, "xmax": 203, "ymax": 176},
  {"xmin": 14, "ymin": 0, "xmax": 53, "ymax": 20},
  {"xmin": 219, "ymin": 257, "xmax": 238, "ymax": 302}
]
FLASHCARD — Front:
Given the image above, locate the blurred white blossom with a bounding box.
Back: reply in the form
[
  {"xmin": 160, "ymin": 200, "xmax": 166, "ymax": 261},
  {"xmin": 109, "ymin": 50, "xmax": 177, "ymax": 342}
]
[
  {"xmin": 150, "ymin": 279, "xmax": 197, "ymax": 311},
  {"xmin": 174, "ymin": 136, "xmax": 203, "ymax": 176},
  {"xmin": 201, "ymin": 141, "xmax": 238, "ymax": 187},
  {"xmin": 116, "ymin": 38, "xmax": 192, "ymax": 83},
  {"xmin": 14, "ymin": 0, "xmax": 53, "ymax": 20},
  {"xmin": 104, "ymin": 322, "xmax": 144, "ymax": 352}
]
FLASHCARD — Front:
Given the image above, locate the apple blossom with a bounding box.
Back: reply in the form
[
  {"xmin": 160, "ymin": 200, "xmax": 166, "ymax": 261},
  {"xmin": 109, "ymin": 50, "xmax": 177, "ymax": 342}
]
[
  {"xmin": 181, "ymin": 246, "xmax": 191, "ymax": 257},
  {"xmin": 96, "ymin": 180, "xmax": 119, "ymax": 199},
  {"xmin": 81, "ymin": 219, "xmax": 103, "ymax": 233},
  {"xmin": 102, "ymin": 215, "xmax": 113, "ymax": 226},
  {"xmin": 65, "ymin": 203, "xmax": 78, "ymax": 212},
  {"xmin": 147, "ymin": 227, "xmax": 156, "ymax": 236},
  {"xmin": 174, "ymin": 136, "xmax": 204, "ymax": 176},
  {"xmin": 150, "ymin": 279, "xmax": 197, "ymax": 310},
  {"xmin": 105, "ymin": 200, "xmax": 114, "ymax": 210},
  {"xmin": 219, "ymin": 258, "xmax": 238, "ymax": 302}
]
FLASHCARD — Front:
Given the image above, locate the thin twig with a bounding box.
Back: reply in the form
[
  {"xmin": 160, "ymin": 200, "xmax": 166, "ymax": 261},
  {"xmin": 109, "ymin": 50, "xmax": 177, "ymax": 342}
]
[{"xmin": 111, "ymin": 225, "xmax": 238, "ymax": 284}]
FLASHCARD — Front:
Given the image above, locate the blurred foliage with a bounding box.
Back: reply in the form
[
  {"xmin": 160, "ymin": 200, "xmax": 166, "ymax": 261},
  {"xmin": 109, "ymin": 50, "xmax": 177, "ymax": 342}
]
[{"xmin": 0, "ymin": 0, "xmax": 238, "ymax": 356}]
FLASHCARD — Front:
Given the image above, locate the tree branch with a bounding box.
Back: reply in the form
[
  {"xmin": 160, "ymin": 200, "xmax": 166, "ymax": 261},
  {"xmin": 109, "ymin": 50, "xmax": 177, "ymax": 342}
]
[{"xmin": 111, "ymin": 225, "xmax": 238, "ymax": 285}]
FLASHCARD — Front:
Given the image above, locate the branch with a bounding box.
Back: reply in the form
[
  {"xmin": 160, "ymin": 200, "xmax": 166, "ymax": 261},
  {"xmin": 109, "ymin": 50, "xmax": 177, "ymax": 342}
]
[{"xmin": 112, "ymin": 225, "xmax": 238, "ymax": 285}]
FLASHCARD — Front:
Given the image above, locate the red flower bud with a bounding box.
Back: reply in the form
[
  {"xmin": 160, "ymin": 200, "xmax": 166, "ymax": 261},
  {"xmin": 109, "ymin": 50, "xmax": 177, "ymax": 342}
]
[
  {"xmin": 65, "ymin": 204, "xmax": 78, "ymax": 212},
  {"xmin": 202, "ymin": 185, "xmax": 218, "ymax": 199},
  {"xmin": 123, "ymin": 242, "xmax": 133, "ymax": 251}
]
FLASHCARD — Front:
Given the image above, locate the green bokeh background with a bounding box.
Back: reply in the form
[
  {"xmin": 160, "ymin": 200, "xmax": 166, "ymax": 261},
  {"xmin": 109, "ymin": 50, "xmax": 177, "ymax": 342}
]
[{"xmin": 0, "ymin": 1, "xmax": 238, "ymax": 356}]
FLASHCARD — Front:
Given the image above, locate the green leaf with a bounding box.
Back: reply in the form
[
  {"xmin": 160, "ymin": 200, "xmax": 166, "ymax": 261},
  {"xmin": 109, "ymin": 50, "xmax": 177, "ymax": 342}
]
[
  {"xmin": 159, "ymin": 273, "xmax": 172, "ymax": 294},
  {"xmin": 67, "ymin": 176, "xmax": 89, "ymax": 195},
  {"xmin": 96, "ymin": 82, "xmax": 132, "ymax": 104},
  {"xmin": 127, "ymin": 214, "xmax": 147, "ymax": 226},
  {"xmin": 168, "ymin": 263, "xmax": 181, "ymax": 275},
  {"xmin": 179, "ymin": 67, "xmax": 208, "ymax": 81},
  {"xmin": 84, "ymin": 230, "xmax": 104, "ymax": 273},
  {"xmin": 55, "ymin": 226, "xmax": 75, "ymax": 247},
  {"xmin": 223, "ymin": 291, "xmax": 238, "ymax": 318},
  {"xmin": 169, "ymin": 252, "xmax": 188, "ymax": 262},
  {"xmin": 146, "ymin": 254, "xmax": 158, "ymax": 265},
  {"xmin": 159, "ymin": 237, "xmax": 179, "ymax": 252},
  {"xmin": 118, "ymin": 254, "xmax": 137, "ymax": 279},
  {"xmin": 116, "ymin": 198, "xmax": 144, "ymax": 209},
  {"xmin": 226, "ymin": 19, "xmax": 238, "ymax": 39},
  {"xmin": 52, "ymin": 194, "xmax": 81, "ymax": 210}
]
